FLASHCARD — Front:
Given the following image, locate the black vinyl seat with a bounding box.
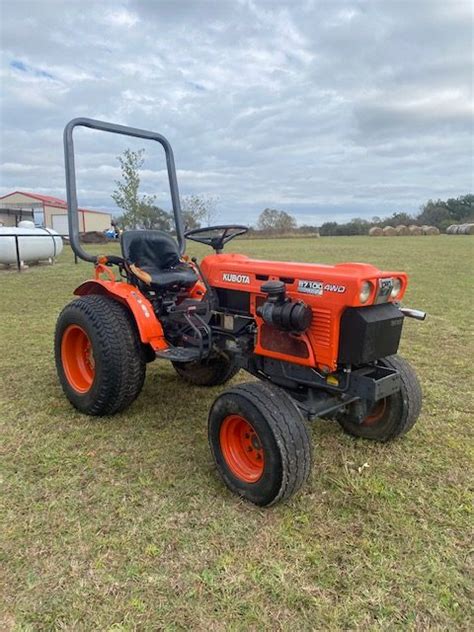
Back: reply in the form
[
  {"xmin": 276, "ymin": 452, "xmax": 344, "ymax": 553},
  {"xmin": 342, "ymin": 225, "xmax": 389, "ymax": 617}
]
[{"xmin": 121, "ymin": 230, "xmax": 197, "ymax": 289}]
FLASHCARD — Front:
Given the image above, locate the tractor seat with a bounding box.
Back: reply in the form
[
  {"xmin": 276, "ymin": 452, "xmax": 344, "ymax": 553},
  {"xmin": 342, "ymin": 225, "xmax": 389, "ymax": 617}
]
[{"xmin": 121, "ymin": 230, "xmax": 197, "ymax": 289}]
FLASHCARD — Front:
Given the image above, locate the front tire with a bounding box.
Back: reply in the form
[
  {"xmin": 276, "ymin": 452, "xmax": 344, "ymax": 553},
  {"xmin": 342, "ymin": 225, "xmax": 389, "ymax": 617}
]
[
  {"xmin": 172, "ymin": 353, "xmax": 239, "ymax": 386},
  {"xmin": 337, "ymin": 355, "xmax": 422, "ymax": 441},
  {"xmin": 55, "ymin": 295, "xmax": 146, "ymax": 416},
  {"xmin": 208, "ymin": 382, "xmax": 312, "ymax": 506}
]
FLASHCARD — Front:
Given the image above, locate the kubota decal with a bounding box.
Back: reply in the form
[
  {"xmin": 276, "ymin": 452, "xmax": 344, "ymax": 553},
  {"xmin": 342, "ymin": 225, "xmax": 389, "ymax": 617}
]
[{"xmin": 222, "ymin": 273, "xmax": 250, "ymax": 284}]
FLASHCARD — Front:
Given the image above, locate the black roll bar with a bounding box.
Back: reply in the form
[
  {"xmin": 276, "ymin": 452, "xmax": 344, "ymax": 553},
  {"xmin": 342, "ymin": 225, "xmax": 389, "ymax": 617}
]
[{"xmin": 63, "ymin": 117, "xmax": 186, "ymax": 263}]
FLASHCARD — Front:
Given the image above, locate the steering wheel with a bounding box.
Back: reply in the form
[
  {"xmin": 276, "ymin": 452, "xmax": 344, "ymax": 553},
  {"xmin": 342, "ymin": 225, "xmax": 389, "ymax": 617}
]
[{"xmin": 184, "ymin": 224, "xmax": 248, "ymax": 252}]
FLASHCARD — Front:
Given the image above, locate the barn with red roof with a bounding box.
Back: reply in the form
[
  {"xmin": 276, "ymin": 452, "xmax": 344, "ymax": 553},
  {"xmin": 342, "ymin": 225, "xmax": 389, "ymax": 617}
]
[{"xmin": 0, "ymin": 191, "xmax": 112, "ymax": 234}]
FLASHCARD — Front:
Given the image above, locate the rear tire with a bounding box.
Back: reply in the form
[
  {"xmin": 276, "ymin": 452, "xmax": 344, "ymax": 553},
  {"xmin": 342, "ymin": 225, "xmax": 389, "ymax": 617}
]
[
  {"xmin": 55, "ymin": 295, "xmax": 146, "ymax": 416},
  {"xmin": 337, "ymin": 355, "xmax": 422, "ymax": 441},
  {"xmin": 173, "ymin": 354, "xmax": 239, "ymax": 386},
  {"xmin": 208, "ymin": 382, "xmax": 312, "ymax": 506}
]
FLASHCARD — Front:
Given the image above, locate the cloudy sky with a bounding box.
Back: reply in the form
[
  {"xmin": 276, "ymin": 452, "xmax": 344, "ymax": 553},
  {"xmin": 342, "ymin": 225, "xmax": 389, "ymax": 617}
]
[{"xmin": 0, "ymin": 0, "xmax": 472, "ymax": 225}]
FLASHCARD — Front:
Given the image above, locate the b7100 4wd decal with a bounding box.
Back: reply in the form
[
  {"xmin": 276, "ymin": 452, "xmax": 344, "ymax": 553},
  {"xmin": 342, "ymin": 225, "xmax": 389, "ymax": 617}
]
[
  {"xmin": 298, "ymin": 280, "xmax": 324, "ymax": 295},
  {"xmin": 298, "ymin": 280, "xmax": 346, "ymax": 295},
  {"xmin": 324, "ymin": 283, "xmax": 346, "ymax": 293},
  {"xmin": 222, "ymin": 272, "xmax": 251, "ymax": 284}
]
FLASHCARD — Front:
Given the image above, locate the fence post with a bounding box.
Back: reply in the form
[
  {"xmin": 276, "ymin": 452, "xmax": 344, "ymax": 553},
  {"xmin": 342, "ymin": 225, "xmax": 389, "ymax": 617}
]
[{"xmin": 15, "ymin": 235, "xmax": 21, "ymax": 272}]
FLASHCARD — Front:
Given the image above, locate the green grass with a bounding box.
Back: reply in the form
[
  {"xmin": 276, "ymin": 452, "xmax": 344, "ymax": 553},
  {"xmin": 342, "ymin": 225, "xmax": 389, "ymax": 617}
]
[{"xmin": 1, "ymin": 235, "xmax": 473, "ymax": 630}]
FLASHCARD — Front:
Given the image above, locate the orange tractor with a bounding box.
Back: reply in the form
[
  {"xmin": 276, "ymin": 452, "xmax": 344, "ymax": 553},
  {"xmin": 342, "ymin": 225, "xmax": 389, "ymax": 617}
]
[{"xmin": 56, "ymin": 118, "xmax": 426, "ymax": 506}]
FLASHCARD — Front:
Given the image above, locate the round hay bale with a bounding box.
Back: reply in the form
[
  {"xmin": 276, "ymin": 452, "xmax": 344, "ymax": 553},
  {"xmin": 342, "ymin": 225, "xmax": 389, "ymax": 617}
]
[
  {"xmin": 408, "ymin": 225, "xmax": 423, "ymax": 236},
  {"xmin": 383, "ymin": 225, "xmax": 396, "ymax": 236},
  {"xmin": 423, "ymin": 226, "xmax": 440, "ymax": 235},
  {"xmin": 446, "ymin": 225, "xmax": 455, "ymax": 234},
  {"xmin": 457, "ymin": 223, "xmax": 474, "ymax": 235},
  {"xmin": 395, "ymin": 224, "xmax": 409, "ymax": 236},
  {"xmin": 369, "ymin": 226, "xmax": 383, "ymax": 236}
]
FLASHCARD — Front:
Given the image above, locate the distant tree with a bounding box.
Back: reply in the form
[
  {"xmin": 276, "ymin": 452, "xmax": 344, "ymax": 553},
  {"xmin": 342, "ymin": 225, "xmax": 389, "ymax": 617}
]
[
  {"xmin": 345, "ymin": 218, "xmax": 371, "ymax": 235},
  {"xmin": 257, "ymin": 208, "xmax": 297, "ymax": 233},
  {"xmin": 138, "ymin": 204, "xmax": 171, "ymax": 230},
  {"xmin": 387, "ymin": 211, "xmax": 414, "ymax": 226},
  {"xmin": 319, "ymin": 221, "xmax": 339, "ymax": 236},
  {"xmin": 298, "ymin": 224, "xmax": 320, "ymax": 234},
  {"xmin": 115, "ymin": 206, "xmax": 171, "ymax": 231},
  {"xmin": 417, "ymin": 195, "xmax": 474, "ymax": 230},
  {"xmin": 445, "ymin": 194, "xmax": 474, "ymax": 222},
  {"xmin": 111, "ymin": 148, "xmax": 166, "ymax": 229},
  {"xmin": 181, "ymin": 194, "xmax": 218, "ymax": 230},
  {"xmin": 417, "ymin": 199, "xmax": 451, "ymax": 228},
  {"xmin": 320, "ymin": 218, "xmax": 370, "ymax": 236},
  {"xmin": 257, "ymin": 209, "xmax": 278, "ymax": 232}
]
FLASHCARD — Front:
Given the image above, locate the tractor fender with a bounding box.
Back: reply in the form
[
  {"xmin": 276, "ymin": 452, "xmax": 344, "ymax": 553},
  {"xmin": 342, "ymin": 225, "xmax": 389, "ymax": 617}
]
[{"xmin": 74, "ymin": 279, "xmax": 168, "ymax": 351}]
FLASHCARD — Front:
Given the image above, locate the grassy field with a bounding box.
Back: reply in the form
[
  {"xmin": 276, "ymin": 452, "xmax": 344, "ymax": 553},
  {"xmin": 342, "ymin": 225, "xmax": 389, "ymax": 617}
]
[{"xmin": 1, "ymin": 235, "xmax": 472, "ymax": 630}]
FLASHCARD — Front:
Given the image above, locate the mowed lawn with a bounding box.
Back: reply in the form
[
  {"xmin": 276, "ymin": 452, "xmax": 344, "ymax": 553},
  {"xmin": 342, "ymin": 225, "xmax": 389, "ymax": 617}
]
[{"xmin": 1, "ymin": 235, "xmax": 472, "ymax": 630}]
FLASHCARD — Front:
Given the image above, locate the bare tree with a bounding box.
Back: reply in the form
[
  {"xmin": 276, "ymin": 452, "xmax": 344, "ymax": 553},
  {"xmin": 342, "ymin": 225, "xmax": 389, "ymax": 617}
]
[
  {"xmin": 181, "ymin": 194, "xmax": 219, "ymax": 230},
  {"xmin": 257, "ymin": 208, "xmax": 297, "ymax": 234}
]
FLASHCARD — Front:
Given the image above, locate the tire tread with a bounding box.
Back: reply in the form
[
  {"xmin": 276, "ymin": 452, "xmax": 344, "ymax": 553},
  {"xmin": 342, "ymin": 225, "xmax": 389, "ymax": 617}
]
[
  {"xmin": 385, "ymin": 354, "xmax": 422, "ymax": 439},
  {"xmin": 338, "ymin": 354, "xmax": 422, "ymax": 441},
  {"xmin": 173, "ymin": 355, "xmax": 239, "ymax": 386},
  {"xmin": 214, "ymin": 382, "xmax": 312, "ymax": 505},
  {"xmin": 55, "ymin": 295, "xmax": 145, "ymax": 416}
]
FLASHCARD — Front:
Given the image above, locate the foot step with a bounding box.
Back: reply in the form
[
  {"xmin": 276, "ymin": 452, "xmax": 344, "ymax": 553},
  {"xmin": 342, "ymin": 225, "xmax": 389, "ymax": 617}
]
[{"xmin": 155, "ymin": 347, "xmax": 201, "ymax": 362}]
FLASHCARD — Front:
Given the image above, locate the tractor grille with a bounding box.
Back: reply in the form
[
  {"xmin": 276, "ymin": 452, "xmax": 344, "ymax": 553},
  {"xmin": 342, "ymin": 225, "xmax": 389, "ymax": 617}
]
[{"xmin": 310, "ymin": 308, "xmax": 331, "ymax": 347}]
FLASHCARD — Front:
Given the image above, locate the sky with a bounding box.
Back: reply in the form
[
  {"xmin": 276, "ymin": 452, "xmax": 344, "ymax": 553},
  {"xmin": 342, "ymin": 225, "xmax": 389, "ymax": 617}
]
[{"xmin": 0, "ymin": 0, "xmax": 472, "ymax": 226}]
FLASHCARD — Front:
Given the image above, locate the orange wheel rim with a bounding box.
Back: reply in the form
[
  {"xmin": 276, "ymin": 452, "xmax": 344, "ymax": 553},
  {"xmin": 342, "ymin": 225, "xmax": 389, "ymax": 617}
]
[
  {"xmin": 219, "ymin": 415, "xmax": 265, "ymax": 483},
  {"xmin": 61, "ymin": 325, "xmax": 95, "ymax": 393},
  {"xmin": 362, "ymin": 398, "xmax": 387, "ymax": 426}
]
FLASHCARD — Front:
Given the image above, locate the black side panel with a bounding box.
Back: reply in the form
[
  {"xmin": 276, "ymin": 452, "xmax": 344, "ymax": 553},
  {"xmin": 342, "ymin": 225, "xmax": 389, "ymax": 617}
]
[
  {"xmin": 338, "ymin": 304, "xmax": 404, "ymax": 365},
  {"xmin": 214, "ymin": 288, "xmax": 250, "ymax": 315}
]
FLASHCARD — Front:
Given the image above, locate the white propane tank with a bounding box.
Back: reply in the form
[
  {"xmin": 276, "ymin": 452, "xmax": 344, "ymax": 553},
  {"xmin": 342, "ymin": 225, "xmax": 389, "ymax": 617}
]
[{"xmin": 0, "ymin": 221, "xmax": 64, "ymax": 266}]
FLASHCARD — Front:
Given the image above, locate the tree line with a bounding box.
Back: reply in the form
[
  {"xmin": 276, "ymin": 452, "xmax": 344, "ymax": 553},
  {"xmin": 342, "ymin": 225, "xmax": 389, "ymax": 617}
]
[
  {"xmin": 268, "ymin": 195, "xmax": 473, "ymax": 236},
  {"xmin": 112, "ymin": 149, "xmax": 472, "ymax": 235},
  {"xmin": 319, "ymin": 195, "xmax": 473, "ymax": 236}
]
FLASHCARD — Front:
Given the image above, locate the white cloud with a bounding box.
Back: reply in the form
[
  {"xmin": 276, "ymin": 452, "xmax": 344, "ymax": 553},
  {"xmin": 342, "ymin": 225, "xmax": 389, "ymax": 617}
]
[
  {"xmin": 0, "ymin": 0, "xmax": 472, "ymax": 225},
  {"xmin": 105, "ymin": 8, "xmax": 139, "ymax": 28}
]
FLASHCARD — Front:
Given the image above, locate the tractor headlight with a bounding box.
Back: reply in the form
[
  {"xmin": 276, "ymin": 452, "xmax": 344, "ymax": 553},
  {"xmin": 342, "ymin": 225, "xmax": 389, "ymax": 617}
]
[
  {"xmin": 359, "ymin": 281, "xmax": 372, "ymax": 304},
  {"xmin": 391, "ymin": 277, "xmax": 402, "ymax": 299}
]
